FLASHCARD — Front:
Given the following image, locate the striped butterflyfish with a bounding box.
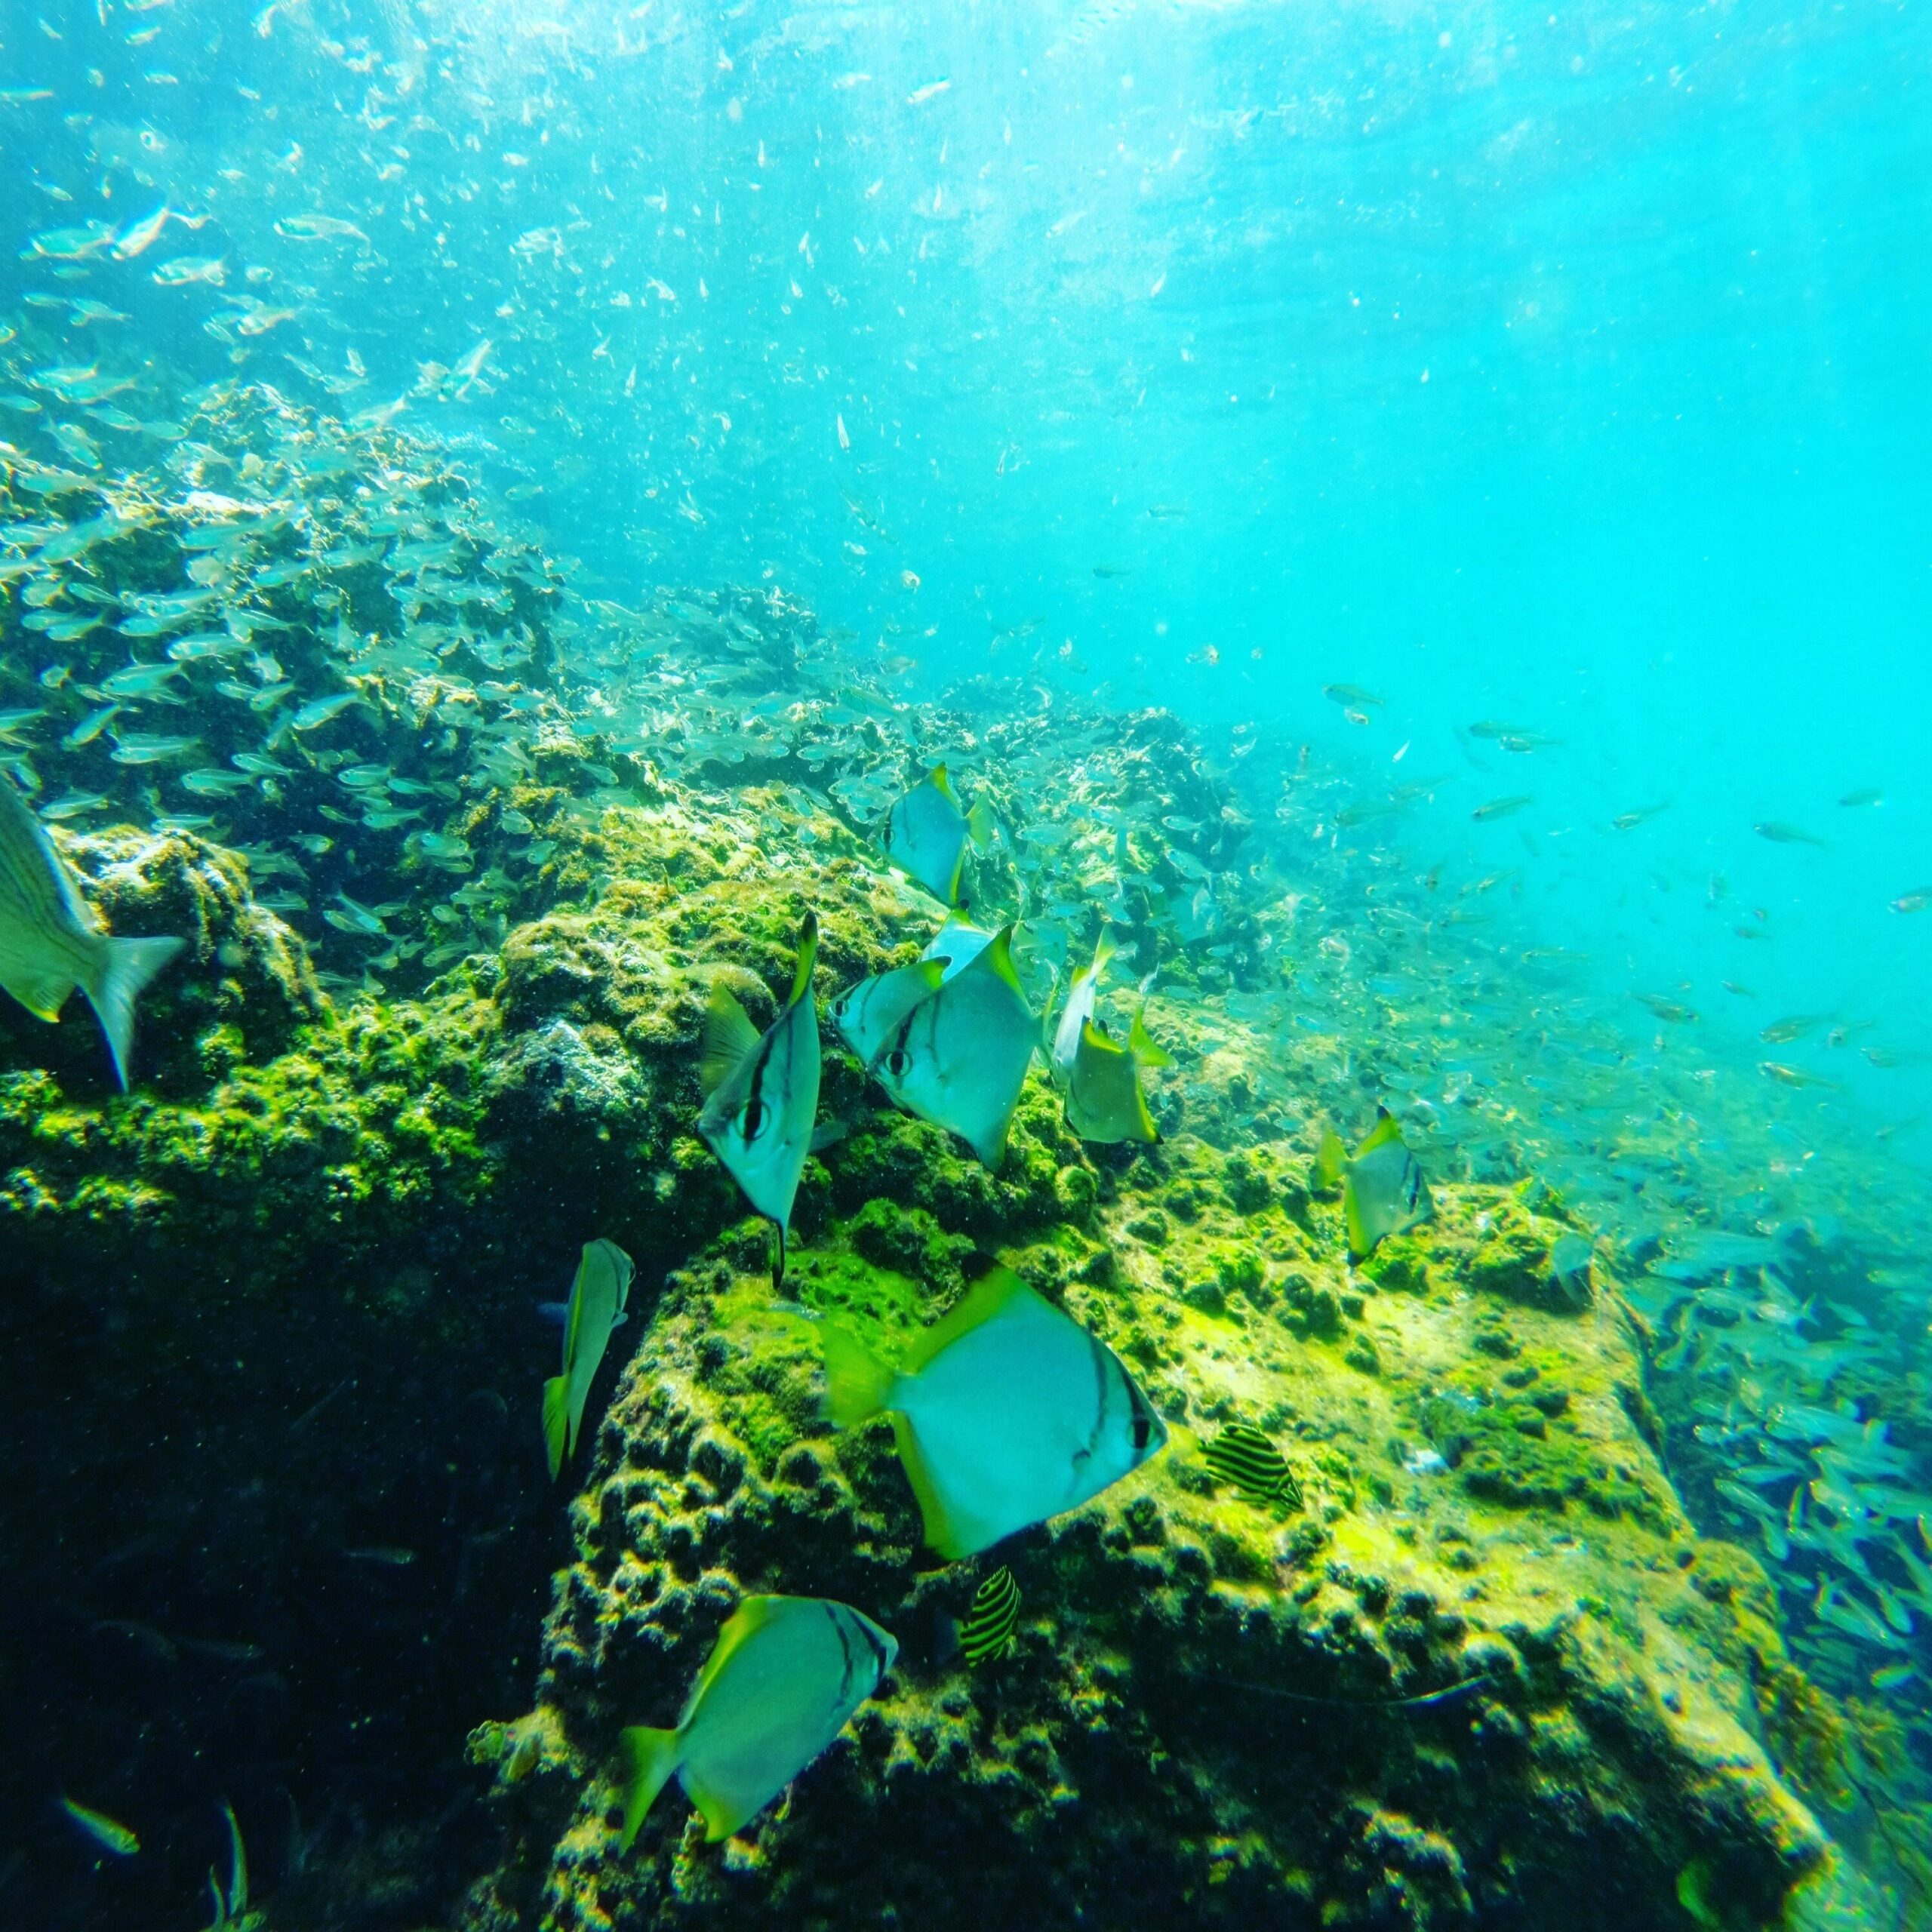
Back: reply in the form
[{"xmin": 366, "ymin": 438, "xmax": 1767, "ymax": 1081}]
[
  {"xmin": 959, "ymin": 1565, "xmax": 1020, "ymax": 1665},
  {"xmin": 1203, "ymin": 1422, "xmax": 1302, "ymax": 1509}
]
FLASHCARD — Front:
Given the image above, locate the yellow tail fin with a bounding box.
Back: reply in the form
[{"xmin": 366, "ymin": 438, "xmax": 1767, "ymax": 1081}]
[
  {"xmin": 617, "ymin": 1725, "xmax": 681, "ymax": 1853},
  {"xmin": 820, "ymin": 1322, "xmax": 896, "ymax": 1428},
  {"xmin": 541, "ymin": 1374, "xmax": 571, "ymax": 1481}
]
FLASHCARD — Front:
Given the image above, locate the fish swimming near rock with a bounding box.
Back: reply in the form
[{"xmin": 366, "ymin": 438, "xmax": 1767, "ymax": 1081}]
[
  {"xmin": 820, "ymin": 1257, "xmax": 1168, "ymax": 1559},
  {"xmin": 697, "ymin": 912, "xmax": 822, "ymax": 1284},
  {"xmin": 540, "ymin": 1238, "xmax": 634, "ymax": 1480},
  {"xmin": 958, "ymin": 1564, "xmax": 1020, "ymax": 1664},
  {"xmin": 882, "ymin": 764, "xmax": 995, "ymax": 905},
  {"xmin": 1049, "ymin": 929, "xmax": 1115, "ymax": 1078},
  {"xmin": 1064, "ymin": 1008, "xmax": 1170, "ymax": 1144},
  {"xmin": 869, "ymin": 923, "xmax": 1037, "ymax": 1166},
  {"xmin": 1203, "ymin": 1423, "xmax": 1302, "ymax": 1509},
  {"xmin": 1341, "ymin": 1107, "xmax": 1434, "ymax": 1263},
  {"xmin": 617, "ymin": 1594, "xmax": 897, "ymax": 1847},
  {"xmin": 830, "ymin": 955, "xmax": 946, "ymax": 1065},
  {"xmin": 0, "ymin": 777, "xmax": 183, "ymax": 1089}
]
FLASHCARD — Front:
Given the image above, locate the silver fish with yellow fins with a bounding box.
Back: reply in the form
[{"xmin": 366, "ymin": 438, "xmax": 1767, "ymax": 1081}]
[
  {"xmin": 618, "ymin": 1594, "xmax": 897, "ymax": 1847},
  {"xmin": 697, "ymin": 912, "xmax": 821, "ymax": 1285},
  {"xmin": 820, "ymin": 1256, "xmax": 1168, "ymax": 1559},
  {"xmin": 869, "ymin": 923, "xmax": 1037, "ymax": 1167},
  {"xmin": 0, "ymin": 774, "xmax": 182, "ymax": 1088},
  {"xmin": 882, "ymin": 764, "xmax": 995, "ymax": 905},
  {"xmin": 1064, "ymin": 1004, "xmax": 1171, "ymax": 1144},
  {"xmin": 1342, "ymin": 1106, "xmax": 1434, "ymax": 1263},
  {"xmin": 541, "ymin": 1238, "xmax": 633, "ymax": 1480},
  {"xmin": 829, "ymin": 954, "xmax": 946, "ymax": 1065}
]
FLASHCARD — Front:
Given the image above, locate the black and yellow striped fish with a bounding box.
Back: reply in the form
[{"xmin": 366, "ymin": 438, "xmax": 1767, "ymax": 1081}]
[
  {"xmin": 1204, "ymin": 1423, "xmax": 1302, "ymax": 1509},
  {"xmin": 959, "ymin": 1564, "xmax": 1020, "ymax": 1665}
]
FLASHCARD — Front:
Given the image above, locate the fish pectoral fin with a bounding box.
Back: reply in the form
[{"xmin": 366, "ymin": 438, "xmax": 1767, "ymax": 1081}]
[
  {"xmin": 617, "ymin": 1726, "xmax": 682, "ymax": 1853},
  {"xmin": 541, "ymin": 1374, "xmax": 571, "ymax": 1481},
  {"xmin": 2, "ymin": 966, "xmax": 76, "ymax": 1025},
  {"xmin": 699, "ymin": 983, "xmax": 762, "ymax": 1097}
]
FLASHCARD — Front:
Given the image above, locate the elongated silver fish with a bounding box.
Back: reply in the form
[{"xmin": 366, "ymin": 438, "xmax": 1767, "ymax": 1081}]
[{"xmin": 0, "ymin": 777, "xmax": 182, "ymax": 1088}]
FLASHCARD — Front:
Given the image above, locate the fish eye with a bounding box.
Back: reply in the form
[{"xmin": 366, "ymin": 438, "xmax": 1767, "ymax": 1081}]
[
  {"xmin": 1131, "ymin": 1411, "xmax": 1152, "ymax": 1452},
  {"xmin": 740, "ymin": 1099, "xmax": 768, "ymax": 1140},
  {"xmin": 886, "ymin": 1049, "xmax": 909, "ymax": 1076}
]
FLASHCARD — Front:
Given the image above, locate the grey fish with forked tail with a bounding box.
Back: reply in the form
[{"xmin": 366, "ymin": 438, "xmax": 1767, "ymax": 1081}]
[{"xmin": 0, "ymin": 776, "xmax": 182, "ymax": 1088}]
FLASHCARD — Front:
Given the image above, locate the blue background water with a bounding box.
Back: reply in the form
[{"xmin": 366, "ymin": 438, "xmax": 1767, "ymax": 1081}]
[{"xmin": 2, "ymin": 0, "xmax": 1926, "ymax": 1149}]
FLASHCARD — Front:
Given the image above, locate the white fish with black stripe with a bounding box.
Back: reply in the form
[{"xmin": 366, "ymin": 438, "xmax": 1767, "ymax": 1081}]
[
  {"xmin": 617, "ymin": 1594, "xmax": 897, "ymax": 1847},
  {"xmin": 821, "ymin": 1257, "xmax": 1168, "ymax": 1558},
  {"xmin": 869, "ymin": 923, "xmax": 1037, "ymax": 1168},
  {"xmin": 0, "ymin": 774, "xmax": 182, "ymax": 1088},
  {"xmin": 1343, "ymin": 1106, "xmax": 1435, "ymax": 1263},
  {"xmin": 697, "ymin": 912, "xmax": 822, "ymax": 1284}
]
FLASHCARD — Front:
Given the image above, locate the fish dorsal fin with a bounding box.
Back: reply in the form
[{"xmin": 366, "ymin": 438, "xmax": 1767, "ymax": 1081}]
[
  {"xmin": 978, "ymin": 924, "xmax": 1026, "ymax": 1000},
  {"xmin": 685, "ymin": 1594, "xmax": 782, "ymax": 1717},
  {"xmin": 1128, "ymin": 1004, "xmax": 1172, "ymax": 1068},
  {"xmin": 700, "ymin": 984, "xmax": 761, "ymax": 1097},
  {"xmin": 787, "ymin": 911, "xmax": 820, "ymax": 1008},
  {"xmin": 1079, "ymin": 1017, "xmax": 1127, "ymax": 1063},
  {"xmin": 903, "ymin": 1258, "xmax": 1038, "ymax": 1376},
  {"xmin": 928, "ymin": 764, "xmax": 958, "ymax": 807},
  {"xmin": 1354, "ymin": 1106, "xmax": 1404, "ymax": 1159}
]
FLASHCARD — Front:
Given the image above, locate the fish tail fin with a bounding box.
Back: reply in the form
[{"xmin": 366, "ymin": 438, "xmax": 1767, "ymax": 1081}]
[
  {"xmin": 617, "ymin": 1726, "xmax": 681, "ymax": 1853},
  {"xmin": 820, "ymin": 1321, "xmax": 894, "ymax": 1427},
  {"xmin": 541, "ymin": 1374, "xmax": 571, "ymax": 1481},
  {"xmin": 1128, "ymin": 1004, "xmax": 1172, "ymax": 1068},
  {"xmin": 87, "ymin": 934, "xmax": 184, "ymax": 1090},
  {"xmin": 965, "ymin": 796, "xmax": 997, "ymax": 852}
]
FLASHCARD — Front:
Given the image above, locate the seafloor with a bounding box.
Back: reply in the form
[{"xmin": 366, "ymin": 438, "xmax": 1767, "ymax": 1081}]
[{"xmin": 2, "ymin": 386, "xmax": 1927, "ymax": 1932}]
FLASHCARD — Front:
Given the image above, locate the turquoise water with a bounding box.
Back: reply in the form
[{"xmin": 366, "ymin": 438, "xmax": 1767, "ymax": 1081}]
[{"xmin": 2, "ymin": 2, "xmax": 1930, "ymax": 1927}]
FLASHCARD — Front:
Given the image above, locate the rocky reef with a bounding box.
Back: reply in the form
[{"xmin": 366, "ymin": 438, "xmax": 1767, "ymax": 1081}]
[{"xmin": 2, "ymin": 410, "xmax": 1915, "ymax": 1927}]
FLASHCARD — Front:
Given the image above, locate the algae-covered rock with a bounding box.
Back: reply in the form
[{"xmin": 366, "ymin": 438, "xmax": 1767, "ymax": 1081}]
[{"xmin": 460, "ymin": 1137, "xmax": 1831, "ymax": 1932}]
